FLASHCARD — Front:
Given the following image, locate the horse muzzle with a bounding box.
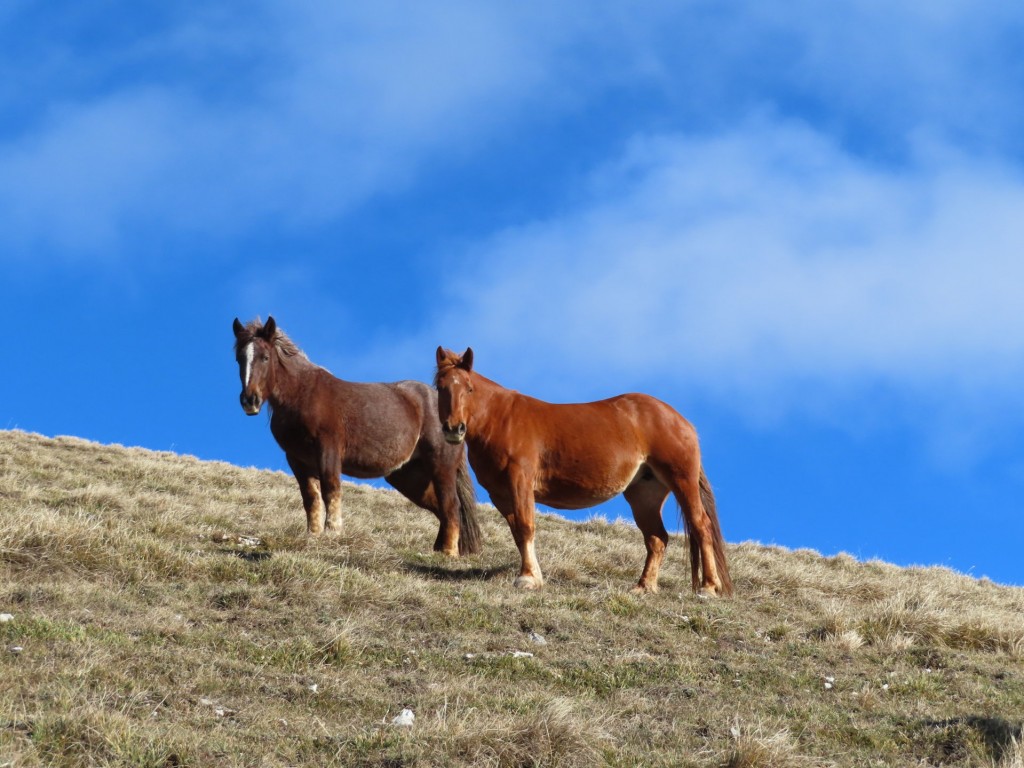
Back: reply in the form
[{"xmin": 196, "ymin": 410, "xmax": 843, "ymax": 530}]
[
  {"xmin": 240, "ymin": 393, "xmax": 263, "ymax": 415},
  {"xmin": 441, "ymin": 422, "xmax": 467, "ymax": 444}
]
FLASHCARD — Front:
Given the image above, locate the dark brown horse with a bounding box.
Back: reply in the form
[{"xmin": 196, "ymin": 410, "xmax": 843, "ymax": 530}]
[
  {"xmin": 434, "ymin": 347, "xmax": 731, "ymax": 596},
  {"xmin": 231, "ymin": 317, "xmax": 481, "ymax": 556}
]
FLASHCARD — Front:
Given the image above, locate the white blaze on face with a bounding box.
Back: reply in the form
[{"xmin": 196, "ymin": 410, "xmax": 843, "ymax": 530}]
[{"xmin": 243, "ymin": 343, "xmax": 255, "ymax": 387}]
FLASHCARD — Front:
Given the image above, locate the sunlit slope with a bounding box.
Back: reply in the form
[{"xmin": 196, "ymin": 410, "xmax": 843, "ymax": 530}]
[{"xmin": 1, "ymin": 429, "xmax": 1022, "ymax": 767}]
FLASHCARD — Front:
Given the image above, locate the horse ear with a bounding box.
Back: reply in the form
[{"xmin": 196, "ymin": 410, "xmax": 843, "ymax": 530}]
[
  {"xmin": 264, "ymin": 315, "xmax": 277, "ymax": 338},
  {"xmin": 232, "ymin": 318, "xmax": 244, "ymax": 338},
  {"xmin": 460, "ymin": 347, "xmax": 474, "ymax": 372},
  {"xmin": 436, "ymin": 346, "xmax": 447, "ymax": 367}
]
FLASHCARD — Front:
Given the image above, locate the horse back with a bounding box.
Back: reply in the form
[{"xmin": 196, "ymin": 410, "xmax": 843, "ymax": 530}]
[
  {"xmin": 272, "ymin": 372, "xmax": 431, "ymax": 477},
  {"xmin": 512, "ymin": 390, "xmax": 692, "ymax": 452},
  {"xmin": 470, "ymin": 389, "xmax": 692, "ymax": 507}
]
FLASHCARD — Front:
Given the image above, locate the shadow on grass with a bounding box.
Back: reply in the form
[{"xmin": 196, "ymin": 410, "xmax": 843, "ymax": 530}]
[
  {"xmin": 236, "ymin": 550, "xmax": 273, "ymax": 562},
  {"xmin": 920, "ymin": 716, "xmax": 1022, "ymax": 765},
  {"xmin": 214, "ymin": 547, "xmax": 273, "ymax": 562},
  {"xmin": 403, "ymin": 561, "xmax": 514, "ymax": 582}
]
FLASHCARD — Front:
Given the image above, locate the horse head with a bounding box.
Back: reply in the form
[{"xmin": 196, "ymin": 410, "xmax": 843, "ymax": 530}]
[
  {"xmin": 232, "ymin": 316, "xmax": 279, "ymax": 415},
  {"xmin": 434, "ymin": 346, "xmax": 475, "ymax": 444}
]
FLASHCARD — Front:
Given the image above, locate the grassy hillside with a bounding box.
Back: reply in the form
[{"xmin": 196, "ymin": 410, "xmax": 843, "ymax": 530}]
[{"xmin": 1, "ymin": 429, "xmax": 1022, "ymax": 767}]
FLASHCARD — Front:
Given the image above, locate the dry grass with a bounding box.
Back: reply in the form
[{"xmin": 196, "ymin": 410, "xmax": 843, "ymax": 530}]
[{"xmin": 1, "ymin": 429, "xmax": 1022, "ymax": 767}]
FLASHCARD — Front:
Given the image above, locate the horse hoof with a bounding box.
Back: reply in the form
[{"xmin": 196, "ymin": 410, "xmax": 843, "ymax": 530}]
[
  {"xmin": 631, "ymin": 583, "xmax": 657, "ymax": 595},
  {"xmin": 697, "ymin": 586, "xmax": 719, "ymax": 599},
  {"xmin": 513, "ymin": 576, "xmax": 542, "ymax": 590}
]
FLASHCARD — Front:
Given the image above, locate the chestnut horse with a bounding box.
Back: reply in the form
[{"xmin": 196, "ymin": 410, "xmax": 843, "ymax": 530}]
[
  {"xmin": 232, "ymin": 317, "xmax": 481, "ymax": 556},
  {"xmin": 434, "ymin": 347, "xmax": 731, "ymax": 596}
]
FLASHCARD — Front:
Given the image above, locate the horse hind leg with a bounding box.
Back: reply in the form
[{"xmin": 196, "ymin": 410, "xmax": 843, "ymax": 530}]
[
  {"xmin": 624, "ymin": 472, "xmax": 671, "ymax": 594},
  {"xmin": 385, "ymin": 463, "xmax": 461, "ymax": 557},
  {"xmin": 669, "ymin": 472, "xmax": 726, "ymax": 597}
]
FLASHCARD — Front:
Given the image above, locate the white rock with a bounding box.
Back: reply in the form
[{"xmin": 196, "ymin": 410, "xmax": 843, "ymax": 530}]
[
  {"xmin": 528, "ymin": 631, "xmax": 547, "ymax": 645},
  {"xmin": 391, "ymin": 708, "xmax": 415, "ymax": 727},
  {"xmin": 510, "ymin": 651, "xmax": 534, "ymax": 659},
  {"xmin": 308, "ymin": 684, "xmax": 319, "ymax": 694},
  {"xmin": 0, "ymin": 614, "xmax": 13, "ymax": 623},
  {"xmin": 9, "ymin": 646, "xmax": 23, "ymax": 654}
]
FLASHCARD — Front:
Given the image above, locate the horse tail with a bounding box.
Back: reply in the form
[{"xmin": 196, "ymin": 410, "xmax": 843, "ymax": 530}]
[
  {"xmin": 697, "ymin": 466, "xmax": 733, "ymax": 596},
  {"xmin": 455, "ymin": 453, "xmax": 483, "ymax": 556}
]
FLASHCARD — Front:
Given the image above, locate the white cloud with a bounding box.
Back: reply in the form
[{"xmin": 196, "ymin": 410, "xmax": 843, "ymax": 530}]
[
  {"xmin": 0, "ymin": 3, "xmax": 588, "ymax": 259},
  {"xmin": 4, "ymin": 1, "xmax": 1024, "ymax": 263},
  {"xmin": 372, "ymin": 120, "xmax": 1024, "ymax": 431}
]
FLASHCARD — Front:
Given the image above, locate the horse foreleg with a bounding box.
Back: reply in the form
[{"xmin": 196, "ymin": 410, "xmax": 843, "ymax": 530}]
[
  {"xmin": 494, "ymin": 485, "xmax": 544, "ymax": 589},
  {"xmin": 320, "ymin": 473, "xmax": 343, "ymax": 534},
  {"xmin": 287, "ymin": 456, "xmax": 326, "ymax": 535},
  {"xmin": 624, "ymin": 478, "xmax": 671, "ymax": 594}
]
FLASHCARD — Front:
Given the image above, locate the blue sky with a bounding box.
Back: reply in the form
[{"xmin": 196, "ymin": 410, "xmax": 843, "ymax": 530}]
[{"xmin": 4, "ymin": 2, "xmax": 1024, "ymax": 586}]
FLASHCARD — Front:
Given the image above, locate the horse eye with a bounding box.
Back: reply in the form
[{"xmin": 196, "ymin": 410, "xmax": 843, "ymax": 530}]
[{"xmin": 262, "ymin": 354, "xmax": 270, "ymax": 362}]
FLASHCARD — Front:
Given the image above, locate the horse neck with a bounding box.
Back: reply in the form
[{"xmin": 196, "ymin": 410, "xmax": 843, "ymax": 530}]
[
  {"xmin": 267, "ymin": 354, "xmax": 317, "ymax": 411},
  {"xmin": 469, "ymin": 373, "xmax": 516, "ymax": 434}
]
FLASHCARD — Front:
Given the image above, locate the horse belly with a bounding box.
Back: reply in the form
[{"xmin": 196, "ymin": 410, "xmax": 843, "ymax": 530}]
[
  {"xmin": 535, "ymin": 486, "xmax": 622, "ymax": 511},
  {"xmin": 341, "ymin": 438, "xmax": 418, "ymax": 479},
  {"xmin": 534, "ymin": 459, "xmax": 639, "ymax": 511}
]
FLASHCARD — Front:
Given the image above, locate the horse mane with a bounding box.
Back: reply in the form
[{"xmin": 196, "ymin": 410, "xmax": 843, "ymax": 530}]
[
  {"xmin": 234, "ymin": 318, "xmax": 309, "ymax": 366},
  {"xmin": 432, "ymin": 363, "xmax": 451, "ymax": 389}
]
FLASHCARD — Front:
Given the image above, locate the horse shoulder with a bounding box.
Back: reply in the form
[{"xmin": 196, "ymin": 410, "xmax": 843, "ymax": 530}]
[
  {"xmin": 466, "ymin": 439, "xmax": 522, "ymax": 494},
  {"xmin": 476, "ymin": 396, "xmax": 543, "ymax": 465}
]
